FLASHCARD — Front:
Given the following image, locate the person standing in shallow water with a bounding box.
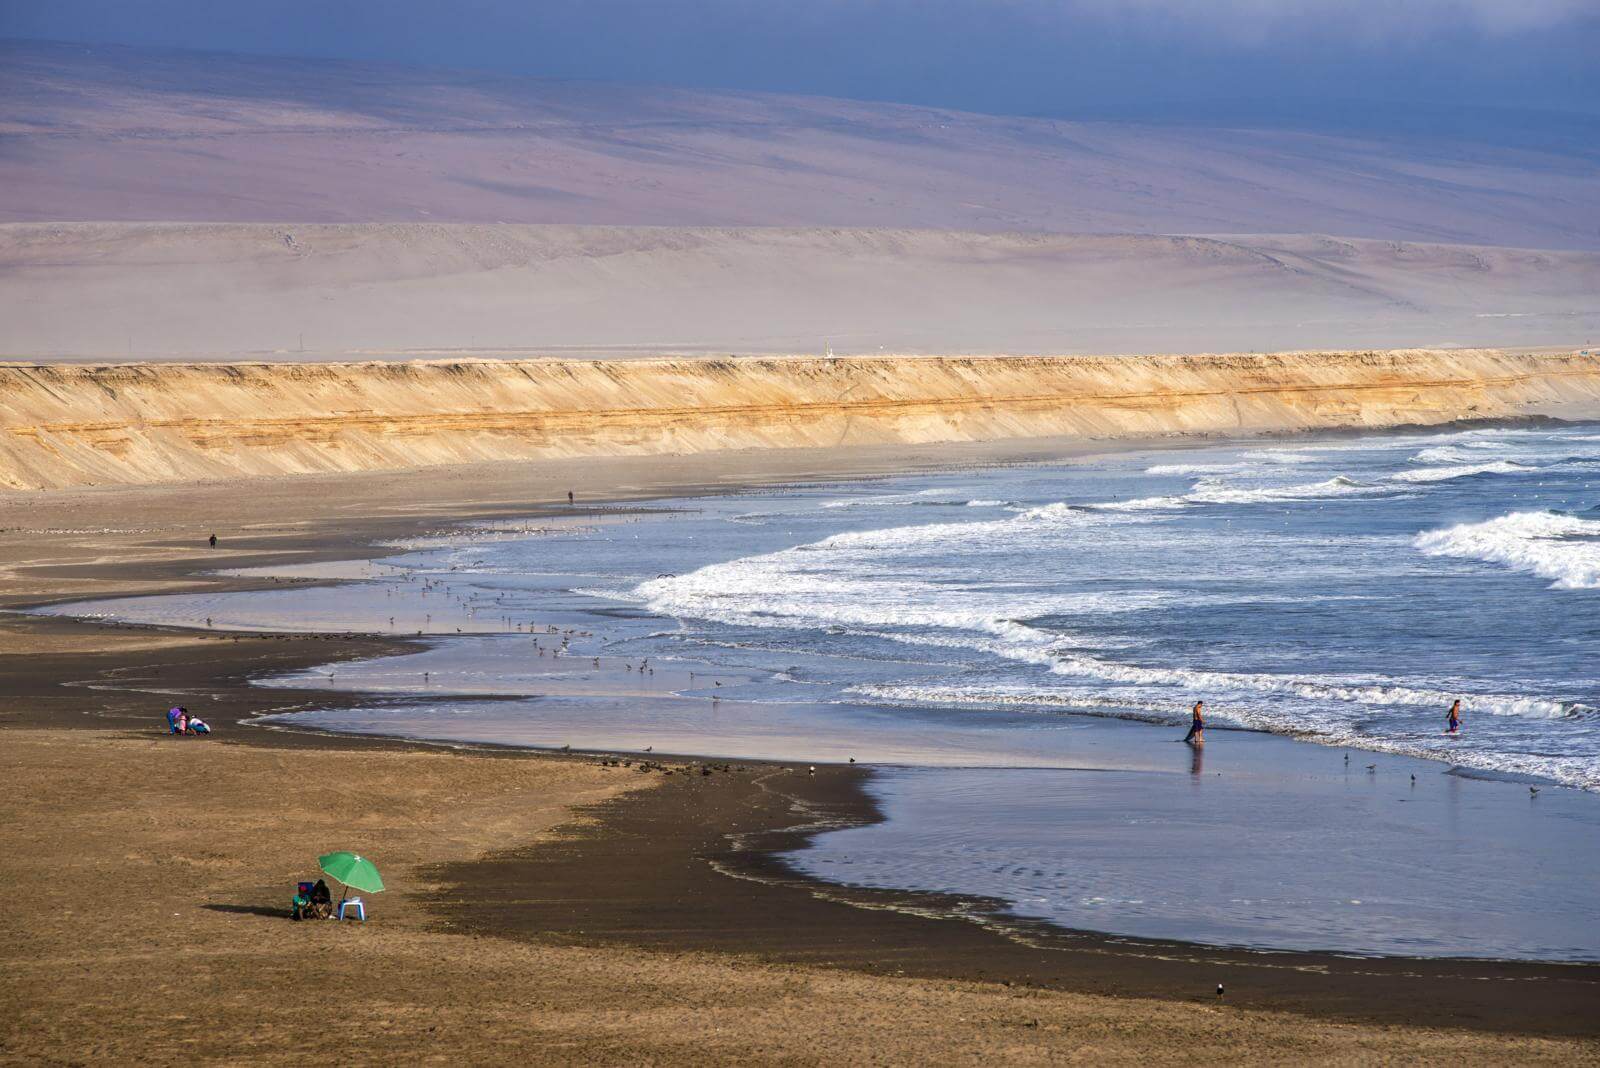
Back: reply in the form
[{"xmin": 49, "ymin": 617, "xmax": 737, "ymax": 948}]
[
  {"xmin": 1184, "ymin": 700, "xmax": 1205, "ymax": 744},
  {"xmin": 1447, "ymin": 699, "xmax": 1462, "ymax": 734}
]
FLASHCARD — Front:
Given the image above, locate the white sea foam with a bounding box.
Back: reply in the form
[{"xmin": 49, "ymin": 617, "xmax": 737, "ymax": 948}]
[
  {"xmin": 1412, "ymin": 443, "xmax": 1509, "ymax": 463},
  {"xmin": 1415, "ymin": 510, "xmax": 1600, "ymax": 589},
  {"xmin": 819, "ymin": 493, "xmax": 915, "ymax": 509},
  {"xmin": 1086, "ymin": 495, "xmax": 1190, "ymax": 512},
  {"xmin": 1185, "ymin": 475, "xmax": 1393, "ymax": 505},
  {"xmin": 824, "ymin": 492, "xmax": 1009, "ymax": 510},
  {"xmin": 1146, "ymin": 462, "xmax": 1249, "ymax": 476},
  {"xmin": 637, "ymin": 551, "xmax": 1163, "ymax": 638},
  {"xmin": 1391, "ymin": 460, "xmax": 1529, "ymax": 483},
  {"xmin": 858, "ymin": 683, "xmax": 1163, "ymax": 716},
  {"xmin": 1044, "ymin": 651, "xmax": 1584, "ymax": 720}
]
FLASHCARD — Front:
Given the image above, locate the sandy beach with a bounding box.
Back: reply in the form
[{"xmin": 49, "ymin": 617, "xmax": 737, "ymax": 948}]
[
  {"xmin": 4, "ymin": 443, "xmax": 1599, "ymax": 1064},
  {"xmin": 6, "ymin": 14, "xmax": 1599, "ymax": 1062}
]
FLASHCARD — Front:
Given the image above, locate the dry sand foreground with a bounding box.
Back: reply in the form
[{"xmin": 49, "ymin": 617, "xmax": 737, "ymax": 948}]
[
  {"xmin": 4, "ymin": 727, "xmax": 1591, "ymax": 1067},
  {"xmin": 3, "ymin": 448, "xmax": 1599, "ymax": 1064}
]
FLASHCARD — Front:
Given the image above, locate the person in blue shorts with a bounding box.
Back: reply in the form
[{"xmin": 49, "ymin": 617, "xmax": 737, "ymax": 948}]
[
  {"xmin": 1184, "ymin": 700, "xmax": 1205, "ymax": 744},
  {"xmin": 1447, "ymin": 699, "xmax": 1461, "ymax": 734}
]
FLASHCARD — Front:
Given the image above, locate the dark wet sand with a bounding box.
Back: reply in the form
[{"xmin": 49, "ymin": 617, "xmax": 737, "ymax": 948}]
[{"xmin": 433, "ymin": 754, "xmax": 1600, "ymax": 1037}]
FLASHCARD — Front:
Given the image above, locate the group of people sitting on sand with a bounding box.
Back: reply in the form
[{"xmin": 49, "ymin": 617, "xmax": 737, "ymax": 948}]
[
  {"xmin": 165, "ymin": 706, "xmax": 212, "ymax": 736},
  {"xmin": 291, "ymin": 879, "xmax": 334, "ymax": 921}
]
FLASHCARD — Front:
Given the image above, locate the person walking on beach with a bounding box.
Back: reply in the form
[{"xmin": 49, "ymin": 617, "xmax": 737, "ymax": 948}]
[
  {"xmin": 1184, "ymin": 700, "xmax": 1205, "ymax": 745},
  {"xmin": 208, "ymin": 533, "xmax": 217, "ymax": 548},
  {"xmin": 1447, "ymin": 699, "xmax": 1462, "ymax": 734}
]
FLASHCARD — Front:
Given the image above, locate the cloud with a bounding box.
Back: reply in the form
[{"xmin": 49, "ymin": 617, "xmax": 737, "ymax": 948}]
[{"xmin": 1040, "ymin": 0, "xmax": 1595, "ymax": 39}]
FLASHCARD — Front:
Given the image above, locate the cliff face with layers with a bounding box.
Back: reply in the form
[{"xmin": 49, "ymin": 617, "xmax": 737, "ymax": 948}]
[{"xmin": 2, "ymin": 350, "xmax": 1597, "ymax": 491}]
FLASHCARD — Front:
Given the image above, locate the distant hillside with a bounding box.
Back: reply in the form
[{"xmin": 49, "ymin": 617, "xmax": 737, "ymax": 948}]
[{"xmin": 2, "ymin": 40, "xmax": 1597, "ymax": 250}]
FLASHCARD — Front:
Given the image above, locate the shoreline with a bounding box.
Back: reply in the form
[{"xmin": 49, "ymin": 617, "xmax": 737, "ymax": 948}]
[
  {"xmin": 5, "ymin": 434, "xmax": 1600, "ymax": 1056},
  {"xmin": 9, "ymin": 607, "xmax": 1600, "ymax": 1038}
]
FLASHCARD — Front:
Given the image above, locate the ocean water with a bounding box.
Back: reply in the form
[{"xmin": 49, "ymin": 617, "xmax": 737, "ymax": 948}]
[{"xmin": 38, "ymin": 423, "xmax": 1600, "ymax": 959}]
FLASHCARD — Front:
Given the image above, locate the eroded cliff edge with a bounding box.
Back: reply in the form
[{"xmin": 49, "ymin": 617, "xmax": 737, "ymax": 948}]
[{"xmin": 3, "ymin": 350, "xmax": 1597, "ymax": 490}]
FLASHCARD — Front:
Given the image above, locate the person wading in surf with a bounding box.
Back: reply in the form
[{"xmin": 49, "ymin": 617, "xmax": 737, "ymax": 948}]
[
  {"xmin": 1447, "ymin": 699, "xmax": 1462, "ymax": 734},
  {"xmin": 1184, "ymin": 700, "xmax": 1205, "ymax": 745}
]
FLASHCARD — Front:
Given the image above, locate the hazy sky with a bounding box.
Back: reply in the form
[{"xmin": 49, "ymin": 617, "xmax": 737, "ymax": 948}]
[{"xmin": 3, "ymin": 1, "xmax": 1597, "ymax": 122}]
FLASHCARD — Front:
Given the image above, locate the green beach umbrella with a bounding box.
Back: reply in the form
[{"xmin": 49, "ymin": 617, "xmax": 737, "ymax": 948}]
[{"xmin": 318, "ymin": 851, "xmax": 386, "ymax": 896}]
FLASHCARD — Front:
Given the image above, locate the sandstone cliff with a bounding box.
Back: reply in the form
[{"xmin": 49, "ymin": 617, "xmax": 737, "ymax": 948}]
[{"xmin": 3, "ymin": 350, "xmax": 1597, "ymax": 491}]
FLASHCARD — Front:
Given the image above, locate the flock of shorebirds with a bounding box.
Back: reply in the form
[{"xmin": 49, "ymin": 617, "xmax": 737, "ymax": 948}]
[{"xmin": 1344, "ymin": 751, "xmax": 1541, "ymax": 795}]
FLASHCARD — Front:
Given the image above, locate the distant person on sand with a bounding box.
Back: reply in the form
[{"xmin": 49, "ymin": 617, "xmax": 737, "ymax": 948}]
[
  {"xmin": 167, "ymin": 706, "xmax": 183, "ymax": 734},
  {"xmin": 208, "ymin": 533, "xmax": 217, "ymax": 548},
  {"xmin": 1184, "ymin": 700, "xmax": 1205, "ymax": 744},
  {"xmin": 567, "ymin": 491, "xmax": 574, "ymax": 505},
  {"xmin": 1447, "ymin": 699, "xmax": 1462, "ymax": 734},
  {"xmin": 187, "ymin": 715, "xmax": 211, "ymax": 735}
]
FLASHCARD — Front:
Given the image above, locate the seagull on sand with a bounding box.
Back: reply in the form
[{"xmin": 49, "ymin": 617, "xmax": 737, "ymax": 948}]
[
  {"xmin": 1366, "ymin": 764, "xmax": 1377, "ymax": 772},
  {"xmin": 644, "ymin": 746, "xmax": 653, "ymax": 753}
]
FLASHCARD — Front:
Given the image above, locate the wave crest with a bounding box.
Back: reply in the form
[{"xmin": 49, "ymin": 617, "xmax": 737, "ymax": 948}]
[{"xmin": 1415, "ymin": 510, "xmax": 1600, "ymax": 589}]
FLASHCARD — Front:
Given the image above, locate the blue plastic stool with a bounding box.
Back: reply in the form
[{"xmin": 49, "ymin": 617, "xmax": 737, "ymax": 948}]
[{"xmin": 338, "ymin": 898, "xmax": 365, "ymax": 921}]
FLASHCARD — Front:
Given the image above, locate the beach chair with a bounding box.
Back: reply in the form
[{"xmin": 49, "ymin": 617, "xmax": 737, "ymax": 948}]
[{"xmin": 338, "ymin": 897, "xmax": 365, "ymax": 922}]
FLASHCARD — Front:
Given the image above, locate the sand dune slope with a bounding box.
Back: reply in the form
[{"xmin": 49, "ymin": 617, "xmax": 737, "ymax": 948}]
[
  {"xmin": 3, "ymin": 224, "xmax": 1598, "ymax": 358},
  {"xmin": 2, "ymin": 349, "xmax": 1596, "ymax": 490}
]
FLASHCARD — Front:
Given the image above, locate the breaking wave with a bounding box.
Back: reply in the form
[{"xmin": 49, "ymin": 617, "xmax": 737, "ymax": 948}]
[
  {"xmin": 1415, "ymin": 510, "xmax": 1600, "ymax": 590},
  {"xmin": 1185, "ymin": 474, "xmax": 1395, "ymax": 505},
  {"xmin": 1392, "ymin": 460, "xmax": 1530, "ymax": 483}
]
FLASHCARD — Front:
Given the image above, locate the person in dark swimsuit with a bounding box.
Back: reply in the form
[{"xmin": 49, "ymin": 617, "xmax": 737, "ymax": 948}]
[
  {"xmin": 1184, "ymin": 700, "xmax": 1205, "ymax": 744},
  {"xmin": 1447, "ymin": 699, "xmax": 1461, "ymax": 734}
]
